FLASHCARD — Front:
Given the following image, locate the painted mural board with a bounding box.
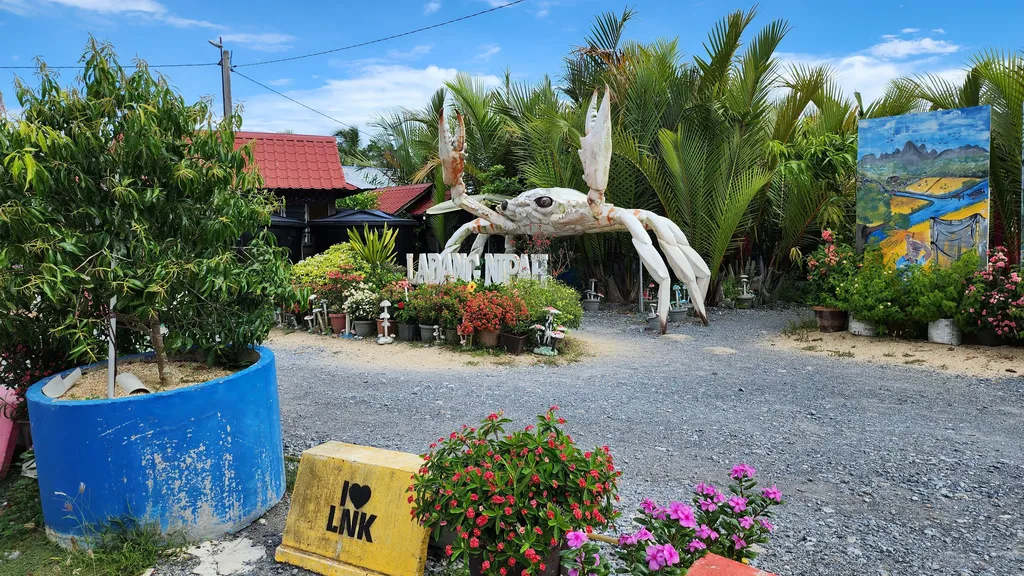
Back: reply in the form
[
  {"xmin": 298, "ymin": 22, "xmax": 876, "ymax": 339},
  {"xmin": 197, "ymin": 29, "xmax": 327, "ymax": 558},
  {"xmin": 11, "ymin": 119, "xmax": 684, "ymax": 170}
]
[{"xmin": 857, "ymin": 106, "xmax": 992, "ymax": 268}]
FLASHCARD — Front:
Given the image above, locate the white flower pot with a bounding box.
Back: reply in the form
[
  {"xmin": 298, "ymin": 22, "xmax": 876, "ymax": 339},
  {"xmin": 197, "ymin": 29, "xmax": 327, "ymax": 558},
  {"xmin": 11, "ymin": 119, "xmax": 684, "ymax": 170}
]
[
  {"xmin": 928, "ymin": 318, "xmax": 962, "ymax": 346},
  {"xmin": 848, "ymin": 315, "xmax": 876, "ymax": 337}
]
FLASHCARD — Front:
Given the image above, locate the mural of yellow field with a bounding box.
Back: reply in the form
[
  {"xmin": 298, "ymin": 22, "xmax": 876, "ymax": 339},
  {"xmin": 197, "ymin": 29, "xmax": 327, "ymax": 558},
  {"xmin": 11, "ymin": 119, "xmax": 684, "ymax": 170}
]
[
  {"xmin": 890, "ymin": 196, "xmax": 931, "ymax": 215},
  {"xmin": 905, "ymin": 177, "xmax": 977, "ymax": 195}
]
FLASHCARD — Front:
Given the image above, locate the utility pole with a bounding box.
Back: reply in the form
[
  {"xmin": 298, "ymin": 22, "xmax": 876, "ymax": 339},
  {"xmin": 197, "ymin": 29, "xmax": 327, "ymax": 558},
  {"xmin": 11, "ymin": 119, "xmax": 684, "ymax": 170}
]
[{"xmin": 209, "ymin": 37, "xmax": 232, "ymax": 119}]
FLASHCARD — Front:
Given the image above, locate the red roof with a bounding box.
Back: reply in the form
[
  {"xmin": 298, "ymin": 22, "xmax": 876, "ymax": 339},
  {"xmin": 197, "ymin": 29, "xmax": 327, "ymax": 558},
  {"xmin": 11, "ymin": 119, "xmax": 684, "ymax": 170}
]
[
  {"xmin": 234, "ymin": 131, "xmax": 357, "ymax": 191},
  {"xmin": 374, "ymin": 183, "xmax": 433, "ymax": 214}
]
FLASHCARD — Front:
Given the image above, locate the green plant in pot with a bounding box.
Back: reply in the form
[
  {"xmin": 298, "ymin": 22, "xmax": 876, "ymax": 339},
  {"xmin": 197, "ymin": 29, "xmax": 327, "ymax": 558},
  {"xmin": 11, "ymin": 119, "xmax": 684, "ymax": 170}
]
[
  {"xmin": 323, "ymin": 264, "xmax": 365, "ymax": 335},
  {"xmin": 906, "ymin": 252, "xmax": 978, "ymax": 345},
  {"xmin": 804, "ymin": 230, "xmax": 856, "ymax": 332},
  {"xmin": 844, "ymin": 249, "xmax": 911, "ymax": 336},
  {"xmin": 410, "ymin": 408, "xmax": 620, "ymax": 576},
  {"xmin": 343, "ymin": 285, "xmax": 380, "ymax": 337},
  {"xmin": 382, "ymin": 279, "xmax": 417, "ymax": 341}
]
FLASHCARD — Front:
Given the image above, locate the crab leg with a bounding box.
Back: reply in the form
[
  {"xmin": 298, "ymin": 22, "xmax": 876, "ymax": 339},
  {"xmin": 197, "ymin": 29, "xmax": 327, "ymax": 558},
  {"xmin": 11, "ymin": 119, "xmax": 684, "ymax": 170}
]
[
  {"xmin": 439, "ymin": 111, "xmax": 514, "ymax": 228},
  {"xmin": 579, "ymin": 88, "xmax": 612, "ymax": 218},
  {"xmin": 634, "ymin": 210, "xmax": 710, "ymax": 325},
  {"xmin": 441, "ymin": 218, "xmax": 503, "ymax": 256},
  {"xmin": 611, "ymin": 208, "xmax": 671, "ymax": 333},
  {"xmin": 469, "ymin": 233, "xmax": 490, "ymax": 258}
]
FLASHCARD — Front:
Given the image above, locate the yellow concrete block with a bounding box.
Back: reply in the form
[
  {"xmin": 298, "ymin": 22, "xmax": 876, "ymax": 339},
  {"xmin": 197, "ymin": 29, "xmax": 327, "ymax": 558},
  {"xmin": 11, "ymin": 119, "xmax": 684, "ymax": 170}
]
[{"xmin": 275, "ymin": 442, "xmax": 428, "ymax": 576}]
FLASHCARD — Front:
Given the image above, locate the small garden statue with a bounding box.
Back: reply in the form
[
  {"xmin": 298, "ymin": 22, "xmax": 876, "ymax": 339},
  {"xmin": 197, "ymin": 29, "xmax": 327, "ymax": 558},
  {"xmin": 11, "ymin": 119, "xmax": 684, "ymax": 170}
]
[
  {"xmin": 432, "ymin": 325, "xmax": 443, "ymax": 345},
  {"xmin": 532, "ymin": 307, "xmax": 566, "ymax": 356},
  {"xmin": 736, "ymin": 274, "xmax": 755, "ymax": 309},
  {"xmin": 668, "ymin": 283, "xmax": 691, "ymax": 323},
  {"xmin": 582, "ymin": 278, "xmax": 604, "ymax": 312},
  {"xmin": 377, "ymin": 300, "xmax": 394, "ymax": 345}
]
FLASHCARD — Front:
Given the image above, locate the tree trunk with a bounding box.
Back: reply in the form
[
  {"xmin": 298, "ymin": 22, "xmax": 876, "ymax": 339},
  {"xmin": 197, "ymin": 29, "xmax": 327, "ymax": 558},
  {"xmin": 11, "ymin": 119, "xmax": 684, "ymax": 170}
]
[{"xmin": 150, "ymin": 315, "xmax": 168, "ymax": 384}]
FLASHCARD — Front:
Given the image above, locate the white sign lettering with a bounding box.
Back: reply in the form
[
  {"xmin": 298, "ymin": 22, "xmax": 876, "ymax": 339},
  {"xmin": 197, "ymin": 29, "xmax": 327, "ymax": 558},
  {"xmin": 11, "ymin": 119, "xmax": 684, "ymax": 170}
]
[{"xmin": 406, "ymin": 253, "xmax": 549, "ymax": 285}]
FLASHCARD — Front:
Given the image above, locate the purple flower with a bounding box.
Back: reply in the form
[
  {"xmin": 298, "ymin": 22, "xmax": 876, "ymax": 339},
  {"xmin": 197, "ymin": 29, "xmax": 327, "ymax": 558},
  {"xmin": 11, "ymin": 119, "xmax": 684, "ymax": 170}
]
[
  {"xmin": 646, "ymin": 545, "xmax": 665, "ymax": 571},
  {"xmin": 713, "ymin": 491, "xmax": 727, "ymax": 504},
  {"xmin": 762, "ymin": 485, "xmax": 783, "ymax": 502},
  {"xmin": 759, "ymin": 519, "xmax": 776, "ymax": 532},
  {"xmin": 728, "ymin": 496, "xmax": 748, "ymax": 513},
  {"xmin": 568, "ymin": 570, "xmax": 579, "ymax": 576},
  {"xmin": 635, "ymin": 527, "xmax": 654, "ymax": 541},
  {"xmin": 699, "ymin": 498, "xmax": 718, "ymax": 512},
  {"xmin": 730, "ymin": 463, "xmax": 756, "ymax": 480},
  {"xmin": 695, "ymin": 524, "xmax": 719, "ymax": 540},
  {"xmin": 666, "ymin": 501, "xmax": 696, "ymax": 528},
  {"xmin": 619, "ymin": 533, "xmax": 637, "ymax": 546},
  {"xmin": 662, "ymin": 544, "xmax": 680, "ymax": 566},
  {"xmin": 740, "ymin": 516, "xmax": 755, "ymax": 529},
  {"xmin": 641, "ymin": 498, "xmax": 658, "ymax": 514},
  {"xmin": 731, "ymin": 534, "xmax": 747, "ymax": 549},
  {"xmin": 652, "ymin": 507, "xmax": 668, "ymax": 520},
  {"xmin": 566, "ymin": 531, "xmax": 588, "ymax": 549},
  {"xmin": 687, "ymin": 539, "xmax": 707, "ymax": 553}
]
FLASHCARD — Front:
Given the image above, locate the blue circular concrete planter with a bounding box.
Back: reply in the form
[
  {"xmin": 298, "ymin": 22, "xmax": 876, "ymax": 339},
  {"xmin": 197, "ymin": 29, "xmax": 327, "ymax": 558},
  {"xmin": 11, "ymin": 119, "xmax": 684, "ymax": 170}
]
[{"xmin": 26, "ymin": 346, "xmax": 284, "ymax": 545}]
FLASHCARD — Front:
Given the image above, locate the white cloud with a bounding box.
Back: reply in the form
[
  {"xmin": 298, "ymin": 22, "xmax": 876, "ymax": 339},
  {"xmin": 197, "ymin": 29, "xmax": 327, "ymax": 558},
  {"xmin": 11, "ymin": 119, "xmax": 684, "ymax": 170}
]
[
  {"xmin": 869, "ymin": 37, "xmax": 960, "ymax": 59},
  {"xmin": 162, "ymin": 15, "xmax": 218, "ymax": 29},
  {"xmin": 265, "ymin": 78, "xmax": 293, "ymax": 87},
  {"xmin": 386, "ymin": 44, "xmax": 433, "ymax": 59},
  {"xmin": 778, "ymin": 51, "xmax": 966, "ymax": 104},
  {"xmin": 221, "ymin": 33, "xmax": 295, "ymax": 52},
  {"xmin": 236, "ymin": 64, "xmax": 501, "ymax": 136},
  {"xmin": 475, "ymin": 44, "xmax": 501, "ymax": 61},
  {"xmin": 424, "ymin": 1, "xmax": 440, "ymax": 14},
  {"xmin": 932, "ymin": 27, "xmax": 946, "ymax": 34},
  {"xmin": 0, "ymin": 0, "xmax": 30, "ymax": 15},
  {"xmin": 881, "ymin": 34, "xmax": 898, "ymax": 39},
  {"xmin": 900, "ymin": 27, "xmax": 920, "ymax": 34},
  {"xmin": 484, "ymin": 0, "xmax": 507, "ymax": 6},
  {"xmin": 46, "ymin": 0, "xmax": 163, "ymax": 13}
]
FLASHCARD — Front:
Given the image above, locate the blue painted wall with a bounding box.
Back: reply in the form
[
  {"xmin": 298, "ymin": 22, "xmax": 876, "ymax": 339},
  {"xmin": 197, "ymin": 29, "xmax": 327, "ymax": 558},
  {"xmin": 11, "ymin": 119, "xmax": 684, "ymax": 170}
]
[{"xmin": 26, "ymin": 346, "xmax": 285, "ymax": 544}]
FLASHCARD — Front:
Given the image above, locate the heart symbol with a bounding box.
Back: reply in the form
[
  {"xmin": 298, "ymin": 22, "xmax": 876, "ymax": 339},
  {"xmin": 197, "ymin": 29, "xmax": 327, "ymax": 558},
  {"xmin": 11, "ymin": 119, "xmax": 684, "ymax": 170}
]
[{"xmin": 348, "ymin": 484, "xmax": 372, "ymax": 510}]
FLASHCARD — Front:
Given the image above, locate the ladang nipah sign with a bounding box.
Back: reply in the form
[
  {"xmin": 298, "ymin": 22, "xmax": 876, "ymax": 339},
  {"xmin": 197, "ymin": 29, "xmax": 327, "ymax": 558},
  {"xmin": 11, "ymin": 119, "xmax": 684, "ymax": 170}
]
[{"xmin": 406, "ymin": 252, "xmax": 549, "ymax": 285}]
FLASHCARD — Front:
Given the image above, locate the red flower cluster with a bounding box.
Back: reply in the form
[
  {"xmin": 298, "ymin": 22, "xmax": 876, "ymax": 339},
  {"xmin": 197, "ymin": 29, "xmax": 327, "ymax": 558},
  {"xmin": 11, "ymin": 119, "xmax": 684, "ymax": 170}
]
[
  {"xmin": 410, "ymin": 408, "xmax": 620, "ymax": 575},
  {"xmin": 459, "ymin": 291, "xmax": 528, "ymax": 335}
]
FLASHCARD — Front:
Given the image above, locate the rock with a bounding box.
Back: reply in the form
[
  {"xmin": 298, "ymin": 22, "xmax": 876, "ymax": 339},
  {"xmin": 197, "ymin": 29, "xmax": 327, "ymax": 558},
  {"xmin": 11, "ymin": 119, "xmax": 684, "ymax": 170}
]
[{"xmin": 703, "ymin": 346, "xmax": 737, "ymax": 355}]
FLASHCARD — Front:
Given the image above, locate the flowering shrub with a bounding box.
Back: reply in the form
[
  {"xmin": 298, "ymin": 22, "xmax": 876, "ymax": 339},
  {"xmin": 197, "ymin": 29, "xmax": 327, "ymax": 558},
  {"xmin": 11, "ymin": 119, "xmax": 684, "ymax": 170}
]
[
  {"xmin": 805, "ymin": 230, "xmax": 856, "ymax": 308},
  {"xmin": 321, "ymin": 264, "xmax": 365, "ymax": 312},
  {"xmin": 342, "ymin": 285, "xmax": 379, "ymax": 320},
  {"xmin": 381, "ymin": 279, "xmax": 415, "ymax": 324},
  {"xmin": 410, "ymin": 408, "xmax": 621, "ymax": 574},
  {"xmin": 959, "ymin": 247, "xmax": 1024, "ymax": 338},
  {"xmin": 563, "ymin": 464, "xmax": 782, "ymax": 575},
  {"xmin": 459, "ymin": 291, "xmax": 529, "ymax": 335},
  {"xmin": 501, "ymin": 278, "xmax": 583, "ymax": 332},
  {"xmin": 409, "ymin": 282, "xmax": 473, "ymax": 328}
]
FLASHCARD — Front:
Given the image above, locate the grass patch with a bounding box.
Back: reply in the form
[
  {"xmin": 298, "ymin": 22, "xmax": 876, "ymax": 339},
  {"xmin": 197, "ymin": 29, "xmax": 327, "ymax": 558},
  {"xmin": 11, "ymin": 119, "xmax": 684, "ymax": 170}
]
[
  {"xmin": 284, "ymin": 455, "xmax": 301, "ymax": 493},
  {"xmin": 800, "ymin": 345, "xmax": 819, "ymax": 352},
  {"xmin": 538, "ymin": 337, "xmax": 587, "ymax": 366},
  {"xmin": 0, "ymin": 474, "xmax": 185, "ymax": 576},
  {"xmin": 904, "ymin": 359, "xmax": 925, "ymax": 365},
  {"xmin": 828, "ymin": 350, "xmax": 854, "ymax": 358},
  {"xmin": 782, "ymin": 317, "xmax": 818, "ymax": 337},
  {"xmin": 882, "ymin": 352, "xmax": 896, "ymax": 357}
]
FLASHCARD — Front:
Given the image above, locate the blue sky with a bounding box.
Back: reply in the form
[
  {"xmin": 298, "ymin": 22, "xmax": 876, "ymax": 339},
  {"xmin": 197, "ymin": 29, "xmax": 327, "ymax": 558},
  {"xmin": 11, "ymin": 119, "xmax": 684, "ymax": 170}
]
[{"xmin": 2, "ymin": 0, "xmax": 1022, "ymax": 137}]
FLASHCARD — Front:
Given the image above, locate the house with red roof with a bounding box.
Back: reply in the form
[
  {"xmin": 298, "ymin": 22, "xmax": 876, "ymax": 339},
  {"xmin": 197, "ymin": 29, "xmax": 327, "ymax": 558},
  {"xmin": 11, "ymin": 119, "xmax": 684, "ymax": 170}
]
[{"xmin": 233, "ymin": 131, "xmax": 359, "ymax": 222}]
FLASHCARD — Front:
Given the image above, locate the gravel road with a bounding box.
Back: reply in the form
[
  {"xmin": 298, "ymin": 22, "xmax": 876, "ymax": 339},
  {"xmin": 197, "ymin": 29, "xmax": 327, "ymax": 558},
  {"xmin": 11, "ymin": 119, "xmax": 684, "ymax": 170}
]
[{"xmin": 169, "ymin": 307, "xmax": 1024, "ymax": 576}]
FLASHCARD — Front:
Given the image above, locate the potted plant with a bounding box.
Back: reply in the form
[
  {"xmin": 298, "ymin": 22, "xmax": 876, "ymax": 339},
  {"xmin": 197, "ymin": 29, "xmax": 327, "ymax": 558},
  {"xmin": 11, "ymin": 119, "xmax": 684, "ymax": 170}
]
[
  {"xmin": 958, "ymin": 247, "xmax": 1022, "ymax": 346},
  {"xmin": 410, "ymin": 408, "xmax": 620, "ymax": 576},
  {"xmin": 411, "ymin": 284, "xmax": 443, "ymax": 342},
  {"xmin": 805, "ymin": 230, "xmax": 856, "ymax": 332},
  {"xmin": 498, "ymin": 294, "xmax": 533, "ymax": 355},
  {"xmin": 843, "ymin": 249, "xmax": 907, "ymax": 336},
  {"xmin": 582, "ymin": 279, "xmax": 604, "ymax": 312},
  {"xmin": 344, "ymin": 285, "xmax": 380, "ymax": 337},
  {"xmin": 668, "ymin": 284, "xmax": 691, "ymax": 323},
  {"xmin": 3, "ymin": 43, "xmax": 292, "ymax": 543},
  {"xmin": 384, "ymin": 280, "xmax": 418, "ymax": 341},
  {"xmin": 459, "ymin": 291, "xmax": 524, "ymax": 348},
  {"xmin": 906, "ymin": 253, "xmax": 978, "ymax": 345},
  {"xmin": 439, "ymin": 282, "xmax": 473, "ymax": 344},
  {"xmin": 563, "ymin": 464, "xmax": 784, "ymax": 575},
  {"xmin": 324, "ymin": 265, "xmax": 365, "ymax": 335}
]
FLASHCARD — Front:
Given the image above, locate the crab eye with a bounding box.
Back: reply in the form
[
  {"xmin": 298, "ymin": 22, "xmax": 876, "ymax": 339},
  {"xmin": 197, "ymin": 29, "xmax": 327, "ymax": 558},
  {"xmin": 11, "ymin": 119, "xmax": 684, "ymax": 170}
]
[
  {"xmin": 535, "ymin": 196, "xmax": 553, "ymax": 209},
  {"xmin": 499, "ymin": 200, "xmax": 508, "ymax": 211}
]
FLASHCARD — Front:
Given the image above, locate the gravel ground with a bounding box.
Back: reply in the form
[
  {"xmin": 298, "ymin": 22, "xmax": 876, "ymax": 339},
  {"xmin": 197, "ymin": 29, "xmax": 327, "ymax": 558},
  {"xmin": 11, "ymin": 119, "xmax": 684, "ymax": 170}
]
[{"xmin": 163, "ymin": 307, "xmax": 1024, "ymax": 576}]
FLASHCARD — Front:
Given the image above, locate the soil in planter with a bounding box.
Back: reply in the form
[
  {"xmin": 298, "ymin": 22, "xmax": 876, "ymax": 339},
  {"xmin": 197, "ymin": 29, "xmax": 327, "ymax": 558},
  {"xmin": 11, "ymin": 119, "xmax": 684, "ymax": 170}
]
[{"xmin": 58, "ymin": 359, "xmax": 234, "ymax": 401}]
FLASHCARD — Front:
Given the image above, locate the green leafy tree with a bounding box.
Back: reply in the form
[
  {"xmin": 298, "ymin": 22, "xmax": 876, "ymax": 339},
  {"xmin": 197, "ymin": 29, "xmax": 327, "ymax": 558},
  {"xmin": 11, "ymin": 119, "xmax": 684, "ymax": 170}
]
[{"xmin": 0, "ymin": 40, "xmax": 293, "ymax": 384}]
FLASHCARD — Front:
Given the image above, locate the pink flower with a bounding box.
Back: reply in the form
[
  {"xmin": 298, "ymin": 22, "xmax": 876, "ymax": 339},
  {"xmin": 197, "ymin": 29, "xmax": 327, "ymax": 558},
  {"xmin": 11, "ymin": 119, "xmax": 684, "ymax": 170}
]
[
  {"xmin": 730, "ymin": 463, "xmax": 756, "ymax": 480},
  {"xmin": 699, "ymin": 498, "xmax": 718, "ymax": 512},
  {"xmin": 667, "ymin": 501, "xmax": 696, "ymax": 528},
  {"xmin": 566, "ymin": 531, "xmax": 588, "ymax": 549},
  {"xmin": 646, "ymin": 544, "xmax": 681, "ymax": 571},
  {"xmin": 695, "ymin": 524, "xmax": 719, "ymax": 540},
  {"xmin": 687, "ymin": 539, "xmax": 707, "ymax": 553},
  {"xmin": 762, "ymin": 485, "xmax": 783, "ymax": 502},
  {"xmin": 740, "ymin": 516, "xmax": 755, "ymax": 529},
  {"xmin": 731, "ymin": 534, "xmax": 747, "ymax": 549},
  {"xmin": 640, "ymin": 498, "xmax": 657, "ymax": 514},
  {"xmin": 759, "ymin": 519, "xmax": 775, "ymax": 532},
  {"xmin": 821, "ymin": 230, "xmax": 834, "ymax": 243},
  {"xmin": 728, "ymin": 496, "xmax": 748, "ymax": 513}
]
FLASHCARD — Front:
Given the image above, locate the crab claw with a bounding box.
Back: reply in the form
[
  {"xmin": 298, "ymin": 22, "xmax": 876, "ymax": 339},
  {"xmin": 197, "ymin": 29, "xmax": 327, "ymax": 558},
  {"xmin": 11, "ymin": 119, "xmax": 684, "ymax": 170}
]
[
  {"xmin": 579, "ymin": 87, "xmax": 612, "ymax": 196},
  {"xmin": 438, "ymin": 110, "xmax": 466, "ymax": 187}
]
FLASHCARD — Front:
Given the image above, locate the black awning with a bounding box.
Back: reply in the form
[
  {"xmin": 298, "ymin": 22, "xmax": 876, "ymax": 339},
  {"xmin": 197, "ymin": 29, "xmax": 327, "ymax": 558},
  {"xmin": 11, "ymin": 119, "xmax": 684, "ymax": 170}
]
[{"xmin": 309, "ymin": 209, "xmax": 419, "ymax": 227}]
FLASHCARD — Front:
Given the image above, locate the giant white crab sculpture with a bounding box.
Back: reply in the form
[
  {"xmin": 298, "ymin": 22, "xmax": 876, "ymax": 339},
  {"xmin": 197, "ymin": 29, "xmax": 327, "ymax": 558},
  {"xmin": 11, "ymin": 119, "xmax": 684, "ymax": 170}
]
[{"xmin": 433, "ymin": 88, "xmax": 711, "ymax": 332}]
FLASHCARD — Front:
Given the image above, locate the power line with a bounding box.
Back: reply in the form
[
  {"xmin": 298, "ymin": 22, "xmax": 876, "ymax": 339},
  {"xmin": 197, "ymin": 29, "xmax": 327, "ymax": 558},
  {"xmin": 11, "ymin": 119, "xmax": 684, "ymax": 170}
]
[
  {"xmin": 0, "ymin": 62, "xmax": 218, "ymax": 70},
  {"xmin": 230, "ymin": 68, "xmax": 354, "ymax": 129},
  {"xmin": 233, "ymin": 0, "xmax": 526, "ymax": 68}
]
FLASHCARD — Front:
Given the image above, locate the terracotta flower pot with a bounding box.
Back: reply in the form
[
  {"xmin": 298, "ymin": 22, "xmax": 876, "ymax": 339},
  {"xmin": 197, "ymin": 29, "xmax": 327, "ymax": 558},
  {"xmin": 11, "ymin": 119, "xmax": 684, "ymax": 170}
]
[
  {"xmin": 376, "ymin": 318, "xmax": 395, "ymax": 337},
  {"xmin": 477, "ymin": 329, "xmax": 500, "ymax": 348},
  {"xmin": 812, "ymin": 306, "xmax": 847, "ymax": 333},
  {"xmin": 500, "ymin": 332, "xmax": 528, "ymax": 355},
  {"xmin": 328, "ymin": 313, "xmax": 346, "ymax": 335}
]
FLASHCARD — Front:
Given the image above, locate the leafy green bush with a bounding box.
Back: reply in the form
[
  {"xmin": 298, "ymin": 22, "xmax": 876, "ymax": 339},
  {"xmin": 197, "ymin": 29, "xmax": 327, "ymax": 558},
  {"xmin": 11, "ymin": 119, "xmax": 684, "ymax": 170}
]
[
  {"xmin": 0, "ymin": 40, "xmax": 292, "ymax": 377},
  {"xmin": 290, "ymin": 243, "xmax": 358, "ymax": 287},
  {"xmin": 844, "ymin": 249, "xmax": 911, "ymax": 333},
  {"xmin": 346, "ymin": 225, "xmax": 404, "ymax": 290},
  {"xmin": 906, "ymin": 252, "xmax": 978, "ymax": 324},
  {"xmin": 502, "ymin": 278, "xmax": 583, "ymax": 331}
]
